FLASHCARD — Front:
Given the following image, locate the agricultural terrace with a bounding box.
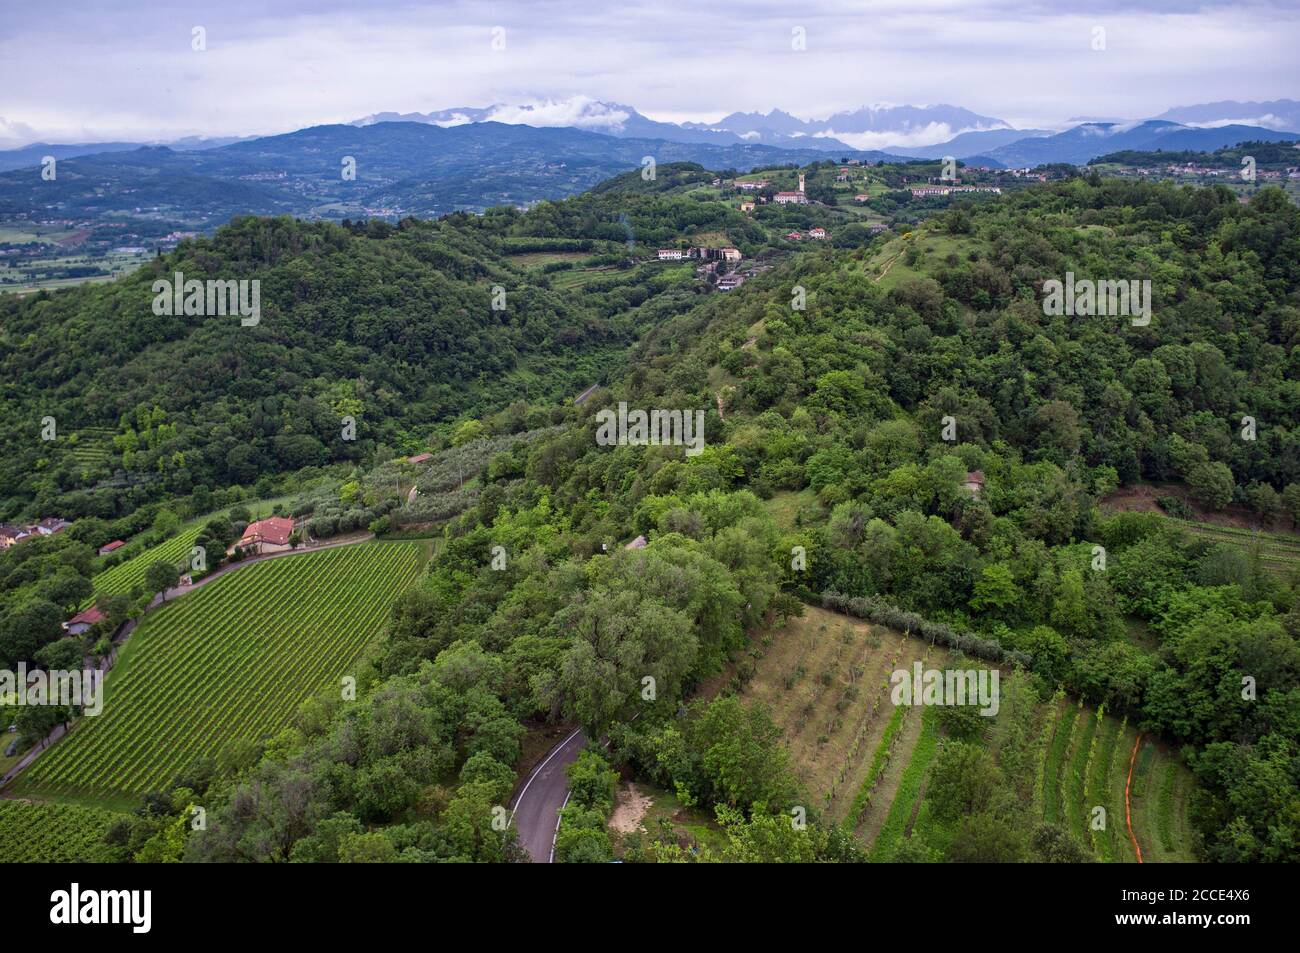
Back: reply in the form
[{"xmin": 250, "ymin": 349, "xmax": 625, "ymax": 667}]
[
  {"xmin": 15, "ymin": 541, "xmax": 425, "ymax": 807},
  {"xmin": 741, "ymin": 605, "xmax": 1197, "ymax": 862}
]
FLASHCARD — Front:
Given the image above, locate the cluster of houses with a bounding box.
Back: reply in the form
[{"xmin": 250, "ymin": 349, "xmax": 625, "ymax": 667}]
[
  {"xmin": 657, "ymin": 246, "xmax": 743, "ymax": 262},
  {"xmin": 0, "ymin": 517, "xmax": 71, "ymax": 549},
  {"xmin": 785, "ymin": 227, "xmax": 828, "ymax": 241},
  {"xmin": 909, "ymin": 185, "xmax": 1003, "ymax": 198}
]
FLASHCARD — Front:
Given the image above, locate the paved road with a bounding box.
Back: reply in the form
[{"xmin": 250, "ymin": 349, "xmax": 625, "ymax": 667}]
[{"xmin": 509, "ymin": 728, "xmax": 587, "ymax": 863}]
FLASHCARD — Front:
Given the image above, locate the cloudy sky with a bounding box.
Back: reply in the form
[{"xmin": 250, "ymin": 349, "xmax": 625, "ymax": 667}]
[{"xmin": 0, "ymin": 0, "xmax": 1296, "ymax": 147}]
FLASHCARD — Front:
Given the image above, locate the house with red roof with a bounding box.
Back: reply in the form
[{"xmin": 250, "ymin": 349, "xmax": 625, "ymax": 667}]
[
  {"xmin": 407, "ymin": 452, "xmax": 433, "ymax": 464},
  {"xmin": 99, "ymin": 540, "xmax": 126, "ymax": 556},
  {"xmin": 236, "ymin": 516, "xmax": 295, "ymax": 554},
  {"xmin": 64, "ymin": 605, "xmax": 105, "ymax": 636}
]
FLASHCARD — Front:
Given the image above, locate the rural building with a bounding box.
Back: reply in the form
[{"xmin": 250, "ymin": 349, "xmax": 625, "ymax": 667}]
[
  {"xmin": 407, "ymin": 452, "xmax": 433, "ymax": 464},
  {"xmin": 854, "ymin": 193, "xmax": 872, "ymax": 202},
  {"xmin": 734, "ymin": 179, "xmax": 769, "ymax": 191},
  {"xmin": 739, "ymin": 201, "xmax": 755, "ymax": 213},
  {"xmin": 99, "ymin": 540, "xmax": 126, "ymax": 556},
  {"xmin": 0, "ymin": 524, "xmax": 17, "ymax": 549},
  {"xmin": 625, "ymin": 535, "xmax": 648, "ymax": 550},
  {"xmin": 963, "ymin": 470, "xmax": 986, "ymax": 497},
  {"xmin": 774, "ymin": 191, "xmax": 807, "ymax": 205},
  {"xmin": 720, "ymin": 247, "xmax": 742, "ymax": 261},
  {"xmin": 657, "ymin": 249, "xmax": 685, "ymax": 260},
  {"xmin": 809, "ymin": 227, "xmax": 827, "ymax": 239},
  {"xmin": 236, "ymin": 516, "xmax": 295, "ymax": 554},
  {"xmin": 64, "ymin": 605, "xmax": 105, "ymax": 636},
  {"xmin": 716, "ymin": 275, "xmax": 745, "ymax": 291},
  {"xmin": 786, "ymin": 231, "xmax": 803, "ymax": 241}
]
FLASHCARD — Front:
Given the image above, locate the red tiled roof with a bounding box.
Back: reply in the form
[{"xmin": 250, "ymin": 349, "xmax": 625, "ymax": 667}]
[
  {"xmin": 965, "ymin": 470, "xmax": 986, "ymax": 484},
  {"xmin": 238, "ymin": 516, "xmax": 294, "ymax": 547},
  {"xmin": 100, "ymin": 540, "xmax": 125, "ymax": 552},
  {"xmin": 69, "ymin": 605, "xmax": 105, "ymax": 627},
  {"xmin": 407, "ymin": 453, "xmax": 433, "ymax": 464}
]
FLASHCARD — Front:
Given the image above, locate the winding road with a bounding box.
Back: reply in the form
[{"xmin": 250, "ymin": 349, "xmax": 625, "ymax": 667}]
[{"xmin": 509, "ymin": 728, "xmax": 588, "ymax": 863}]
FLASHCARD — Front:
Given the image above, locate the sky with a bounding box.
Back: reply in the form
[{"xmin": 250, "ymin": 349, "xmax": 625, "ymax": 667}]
[{"xmin": 0, "ymin": 0, "xmax": 1296, "ymax": 147}]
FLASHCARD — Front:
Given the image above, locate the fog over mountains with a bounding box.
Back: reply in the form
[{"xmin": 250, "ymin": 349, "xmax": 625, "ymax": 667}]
[
  {"xmin": 350, "ymin": 95, "xmax": 1300, "ymax": 163},
  {"xmin": 4, "ymin": 96, "xmax": 1298, "ymax": 182}
]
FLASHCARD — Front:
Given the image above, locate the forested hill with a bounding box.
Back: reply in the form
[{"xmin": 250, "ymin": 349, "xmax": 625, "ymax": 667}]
[
  {"xmin": 0, "ymin": 206, "xmax": 706, "ymax": 518},
  {"xmin": 175, "ymin": 175, "xmax": 1300, "ymax": 864}
]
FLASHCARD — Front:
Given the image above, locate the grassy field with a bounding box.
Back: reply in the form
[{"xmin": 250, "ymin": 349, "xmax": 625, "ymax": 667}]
[
  {"xmin": 0, "ymin": 800, "xmax": 124, "ymax": 861},
  {"xmin": 741, "ymin": 604, "xmax": 1198, "ymax": 861},
  {"xmin": 15, "ymin": 541, "xmax": 425, "ymax": 807}
]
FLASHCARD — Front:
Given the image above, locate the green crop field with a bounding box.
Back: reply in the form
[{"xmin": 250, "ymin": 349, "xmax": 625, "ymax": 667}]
[
  {"xmin": 0, "ymin": 800, "xmax": 124, "ymax": 861},
  {"xmin": 16, "ymin": 542, "xmax": 425, "ymax": 806}
]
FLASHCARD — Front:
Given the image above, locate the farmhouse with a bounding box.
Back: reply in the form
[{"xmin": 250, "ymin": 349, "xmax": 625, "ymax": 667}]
[
  {"xmin": 963, "ymin": 470, "xmax": 986, "ymax": 497},
  {"xmin": 407, "ymin": 452, "xmax": 433, "ymax": 464},
  {"xmin": 657, "ymin": 248, "xmax": 685, "ymax": 260},
  {"xmin": 0, "ymin": 524, "xmax": 17, "ymax": 549},
  {"xmin": 720, "ymin": 247, "xmax": 742, "ymax": 261},
  {"xmin": 716, "ymin": 274, "xmax": 745, "ymax": 291},
  {"xmin": 98, "ymin": 540, "xmax": 126, "ymax": 556},
  {"xmin": 774, "ymin": 191, "xmax": 806, "ymax": 205},
  {"xmin": 64, "ymin": 605, "xmax": 105, "ymax": 636},
  {"xmin": 809, "ymin": 227, "xmax": 827, "ymax": 239},
  {"xmin": 739, "ymin": 201, "xmax": 756, "ymax": 213},
  {"xmin": 854, "ymin": 193, "xmax": 872, "ymax": 202},
  {"xmin": 236, "ymin": 516, "xmax": 295, "ymax": 554},
  {"xmin": 786, "ymin": 231, "xmax": 803, "ymax": 241},
  {"xmin": 625, "ymin": 535, "xmax": 648, "ymax": 550},
  {"xmin": 734, "ymin": 179, "xmax": 770, "ymax": 191}
]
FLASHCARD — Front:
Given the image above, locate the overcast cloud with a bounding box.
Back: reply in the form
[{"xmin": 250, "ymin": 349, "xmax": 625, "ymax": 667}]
[{"xmin": 0, "ymin": 0, "xmax": 1296, "ymax": 146}]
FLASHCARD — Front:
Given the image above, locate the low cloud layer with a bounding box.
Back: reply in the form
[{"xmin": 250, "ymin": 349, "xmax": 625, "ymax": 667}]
[{"xmin": 0, "ymin": 0, "xmax": 1295, "ymax": 146}]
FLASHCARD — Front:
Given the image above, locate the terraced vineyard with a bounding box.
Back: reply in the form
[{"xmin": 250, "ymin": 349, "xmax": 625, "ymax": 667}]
[
  {"xmin": 90, "ymin": 523, "xmax": 206, "ymax": 599},
  {"xmin": 1172, "ymin": 518, "xmax": 1300, "ymax": 577},
  {"xmin": 88, "ymin": 496, "xmax": 297, "ymax": 602},
  {"xmin": 743, "ymin": 605, "xmax": 1198, "ymax": 862},
  {"xmin": 15, "ymin": 542, "xmax": 425, "ymax": 806},
  {"xmin": 0, "ymin": 800, "xmax": 124, "ymax": 861}
]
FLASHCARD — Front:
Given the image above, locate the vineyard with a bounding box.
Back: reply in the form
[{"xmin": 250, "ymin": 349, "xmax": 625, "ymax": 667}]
[
  {"xmin": 14, "ymin": 541, "xmax": 425, "ymax": 807},
  {"xmin": 90, "ymin": 522, "xmax": 206, "ymax": 599},
  {"xmin": 1173, "ymin": 518, "xmax": 1300, "ymax": 577},
  {"xmin": 88, "ymin": 495, "xmax": 298, "ymax": 602},
  {"xmin": 743, "ymin": 605, "xmax": 1198, "ymax": 862},
  {"xmin": 0, "ymin": 800, "xmax": 124, "ymax": 862}
]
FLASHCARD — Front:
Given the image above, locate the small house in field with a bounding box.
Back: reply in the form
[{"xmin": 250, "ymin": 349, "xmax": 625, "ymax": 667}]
[
  {"xmin": 64, "ymin": 605, "xmax": 105, "ymax": 636},
  {"xmin": 809, "ymin": 227, "xmax": 827, "ymax": 239},
  {"xmin": 739, "ymin": 201, "xmax": 756, "ymax": 213},
  {"xmin": 99, "ymin": 540, "xmax": 126, "ymax": 556},
  {"xmin": 855, "ymin": 193, "xmax": 872, "ymax": 202},
  {"xmin": 786, "ymin": 231, "xmax": 803, "ymax": 241},
  {"xmin": 0, "ymin": 524, "xmax": 18, "ymax": 549},
  {"xmin": 407, "ymin": 452, "xmax": 433, "ymax": 464},
  {"xmin": 963, "ymin": 470, "xmax": 986, "ymax": 497},
  {"xmin": 236, "ymin": 516, "xmax": 295, "ymax": 555}
]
